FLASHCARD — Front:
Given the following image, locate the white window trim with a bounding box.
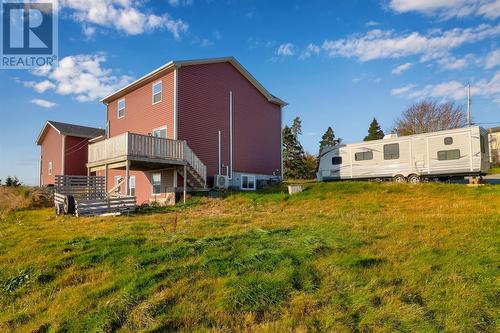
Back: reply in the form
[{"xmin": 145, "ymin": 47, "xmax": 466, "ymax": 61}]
[
  {"xmin": 129, "ymin": 175, "xmax": 136, "ymax": 195},
  {"xmin": 152, "ymin": 80, "xmax": 162, "ymax": 105},
  {"xmin": 152, "ymin": 172, "xmax": 162, "ymax": 195},
  {"xmin": 240, "ymin": 174, "xmax": 256, "ymax": 191},
  {"xmin": 114, "ymin": 175, "xmax": 123, "ymax": 194},
  {"xmin": 152, "ymin": 126, "xmax": 168, "ymax": 138},
  {"xmin": 48, "ymin": 161, "xmax": 52, "ymax": 175},
  {"xmin": 117, "ymin": 98, "xmax": 125, "ymax": 119}
]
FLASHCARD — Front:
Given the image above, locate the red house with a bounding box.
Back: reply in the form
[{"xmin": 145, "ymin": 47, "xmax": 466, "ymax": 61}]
[
  {"xmin": 36, "ymin": 121, "xmax": 104, "ymax": 186},
  {"xmin": 40, "ymin": 57, "xmax": 286, "ymax": 205}
]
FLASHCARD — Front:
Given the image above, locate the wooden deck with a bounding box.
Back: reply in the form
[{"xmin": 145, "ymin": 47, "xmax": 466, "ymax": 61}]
[{"xmin": 87, "ymin": 132, "xmax": 207, "ymax": 191}]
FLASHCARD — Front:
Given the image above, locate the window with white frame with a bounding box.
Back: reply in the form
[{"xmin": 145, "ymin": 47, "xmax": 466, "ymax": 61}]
[
  {"xmin": 129, "ymin": 176, "xmax": 136, "ymax": 196},
  {"xmin": 114, "ymin": 176, "xmax": 123, "ymax": 194},
  {"xmin": 152, "ymin": 127, "xmax": 167, "ymax": 138},
  {"xmin": 241, "ymin": 174, "xmax": 256, "ymax": 191},
  {"xmin": 48, "ymin": 161, "xmax": 52, "ymax": 175},
  {"xmin": 152, "ymin": 81, "xmax": 162, "ymax": 104},
  {"xmin": 117, "ymin": 99, "xmax": 125, "ymax": 118},
  {"xmin": 152, "ymin": 173, "xmax": 161, "ymax": 194}
]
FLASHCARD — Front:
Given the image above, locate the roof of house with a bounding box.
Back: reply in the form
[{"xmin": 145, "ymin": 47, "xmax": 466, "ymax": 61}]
[
  {"xmin": 100, "ymin": 56, "xmax": 288, "ymax": 106},
  {"xmin": 488, "ymin": 126, "xmax": 500, "ymax": 133},
  {"xmin": 36, "ymin": 120, "xmax": 105, "ymax": 145}
]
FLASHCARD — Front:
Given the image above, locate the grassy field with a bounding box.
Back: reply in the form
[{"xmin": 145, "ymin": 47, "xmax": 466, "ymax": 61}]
[
  {"xmin": 0, "ymin": 182, "xmax": 499, "ymax": 332},
  {"xmin": 489, "ymin": 166, "xmax": 500, "ymax": 175}
]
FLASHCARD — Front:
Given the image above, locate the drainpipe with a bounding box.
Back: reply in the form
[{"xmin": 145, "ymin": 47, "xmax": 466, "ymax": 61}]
[
  {"xmin": 229, "ymin": 91, "xmax": 233, "ymax": 179},
  {"xmin": 218, "ymin": 130, "xmax": 221, "ymax": 175},
  {"xmin": 61, "ymin": 135, "xmax": 66, "ymax": 175}
]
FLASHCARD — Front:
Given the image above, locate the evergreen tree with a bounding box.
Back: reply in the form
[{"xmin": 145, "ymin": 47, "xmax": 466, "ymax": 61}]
[
  {"xmin": 364, "ymin": 118, "xmax": 385, "ymax": 141},
  {"xmin": 4, "ymin": 176, "xmax": 20, "ymax": 187},
  {"xmin": 316, "ymin": 126, "xmax": 342, "ymax": 171},
  {"xmin": 291, "ymin": 117, "xmax": 302, "ymax": 138},
  {"xmin": 282, "ymin": 125, "xmax": 307, "ymax": 179}
]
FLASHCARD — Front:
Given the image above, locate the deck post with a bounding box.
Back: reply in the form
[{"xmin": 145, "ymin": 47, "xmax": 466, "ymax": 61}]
[
  {"xmin": 105, "ymin": 163, "xmax": 109, "ymax": 193},
  {"xmin": 183, "ymin": 164, "xmax": 187, "ymax": 204},
  {"xmin": 125, "ymin": 160, "xmax": 130, "ymax": 196}
]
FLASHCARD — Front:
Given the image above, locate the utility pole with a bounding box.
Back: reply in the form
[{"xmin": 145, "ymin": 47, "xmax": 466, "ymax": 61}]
[{"xmin": 467, "ymin": 83, "xmax": 471, "ymax": 127}]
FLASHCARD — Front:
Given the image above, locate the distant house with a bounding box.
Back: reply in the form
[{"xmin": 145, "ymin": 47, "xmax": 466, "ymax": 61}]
[
  {"xmin": 36, "ymin": 121, "xmax": 104, "ymax": 186},
  {"xmin": 488, "ymin": 127, "xmax": 500, "ymax": 166},
  {"xmin": 38, "ymin": 57, "xmax": 287, "ymax": 204}
]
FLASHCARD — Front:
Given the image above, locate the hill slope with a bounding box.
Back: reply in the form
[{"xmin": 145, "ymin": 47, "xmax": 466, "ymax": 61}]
[{"xmin": 0, "ymin": 182, "xmax": 499, "ymax": 332}]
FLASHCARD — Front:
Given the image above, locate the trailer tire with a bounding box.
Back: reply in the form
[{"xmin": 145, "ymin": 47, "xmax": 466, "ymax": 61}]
[
  {"xmin": 63, "ymin": 195, "xmax": 75, "ymax": 215},
  {"xmin": 393, "ymin": 174, "xmax": 407, "ymax": 183},
  {"xmin": 408, "ymin": 174, "xmax": 421, "ymax": 184}
]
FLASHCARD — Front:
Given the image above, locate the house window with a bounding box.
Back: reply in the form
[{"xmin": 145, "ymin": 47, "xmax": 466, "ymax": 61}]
[
  {"xmin": 437, "ymin": 149, "xmax": 461, "ymax": 161},
  {"xmin": 152, "ymin": 127, "xmax": 167, "ymax": 138},
  {"xmin": 241, "ymin": 174, "xmax": 256, "ymax": 190},
  {"xmin": 355, "ymin": 151, "xmax": 373, "ymax": 161},
  {"xmin": 444, "ymin": 137, "xmax": 453, "ymax": 145},
  {"xmin": 332, "ymin": 156, "xmax": 342, "ymax": 165},
  {"xmin": 384, "ymin": 143, "xmax": 400, "ymax": 160},
  {"xmin": 114, "ymin": 176, "xmax": 123, "ymax": 194},
  {"xmin": 129, "ymin": 176, "xmax": 136, "ymax": 196},
  {"xmin": 152, "ymin": 81, "xmax": 162, "ymax": 104},
  {"xmin": 152, "ymin": 173, "xmax": 161, "ymax": 194},
  {"xmin": 117, "ymin": 99, "xmax": 125, "ymax": 118},
  {"xmin": 48, "ymin": 161, "xmax": 52, "ymax": 175}
]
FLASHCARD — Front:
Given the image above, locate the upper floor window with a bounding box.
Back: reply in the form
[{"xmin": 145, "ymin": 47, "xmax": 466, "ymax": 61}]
[
  {"xmin": 384, "ymin": 143, "xmax": 400, "ymax": 160},
  {"xmin": 117, "ymin": 99, "xmax": 125, "ymax": 119},
  {"xmin": 355, "ymin": 151, "xmax": 373, "ymax": 161},
  {"xmin": 152, "ymin": 81, "xmax": 162, "ymax": 104}
]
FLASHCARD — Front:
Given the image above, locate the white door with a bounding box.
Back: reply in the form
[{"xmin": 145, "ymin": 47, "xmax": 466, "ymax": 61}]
[{"xmin": 152, "ymin": 127, "xmax": 167, "ymax": 156}]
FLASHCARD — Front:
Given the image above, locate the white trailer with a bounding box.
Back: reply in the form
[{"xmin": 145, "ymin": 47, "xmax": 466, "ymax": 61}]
[{"xmin": 317, "ymin": 126, "xmax": 490, "ymax": 183}]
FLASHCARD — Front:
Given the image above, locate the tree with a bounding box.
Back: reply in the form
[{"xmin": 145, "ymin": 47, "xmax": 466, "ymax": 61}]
[
  {"xmin": 364, "ymin": 118, "xmax": 385, "ymax": 141},
  {"xmin": 4, "ymin": 176, "xmax": 21, "ymax": 187},
  {"xmin": 291, "ymin": 117, "xmax": 302, "ymax": 138},
  {"xmin": 282, "ymin": 125, "xmax": 308, "ymax": 179},
  {"xmin": 304, "ymin": 152, "xmax": 318, "ymax": 179},
  {"xmin": 316, "ymin": 126, "xmax": 342, "ymax": 171},
  {"xmin": 393, "ymin": 100, "xmax": 467, "ymax": 136}
]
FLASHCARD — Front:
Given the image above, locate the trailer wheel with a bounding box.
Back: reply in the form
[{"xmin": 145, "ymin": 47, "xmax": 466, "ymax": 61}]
[
  {"xmin": 408, "ymin": 174, "xmax": 421, "ymax": 184},
  {"xmin": 63, "ymin": 195, "xmax": 76, "ymax": 215},
  {"xmin": 393, "ymin": 174, "xmax": 407, "ymax": 183}
]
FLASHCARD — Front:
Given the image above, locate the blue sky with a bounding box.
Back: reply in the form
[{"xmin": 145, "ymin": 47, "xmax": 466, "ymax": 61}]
[{"xmin": 1, "ymin": 0, "xmax": 499, "ymax": 185}]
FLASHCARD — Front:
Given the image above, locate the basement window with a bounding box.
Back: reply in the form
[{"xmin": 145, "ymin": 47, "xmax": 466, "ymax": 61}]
[
  {"xmin": 152, "ymin": 173, "xmax": 161, "ymax": 194},
  {"xmin": 117, "ymin": 99, "xmax": 125, "ymax": 119},
  {"xmin": 48, "ymin": 161, "xmax": 52, "ymax": 175},
  {"xmin": 437, "ymin": 149, "xmax": 461, "ymax": 161},
  {"xmin": 129, "ymin": 176, "xmax": 136, "ymax": 196},
  {"xmin": 331, "ymin": 156, "xmax": 342, "ymax": 165},
  {"xmin": 355, "ymin": 151, "xmax": 373, "ymax": 161},
  {"xmin": 383, "ymin": 143, "xmax": 400, "ymax": 160},
  {"xmin": 241, "ymin": 175, "xmax": 256, "ymax": 191},
  {"xmin": 152, "ymin": 81, "xmax": 162, "ymax": 104}
]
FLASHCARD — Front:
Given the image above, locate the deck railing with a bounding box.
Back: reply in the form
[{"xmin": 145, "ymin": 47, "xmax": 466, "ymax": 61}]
[{"xmin": 88, "ymin": 132, "xmax": 207, "ymax": 186}]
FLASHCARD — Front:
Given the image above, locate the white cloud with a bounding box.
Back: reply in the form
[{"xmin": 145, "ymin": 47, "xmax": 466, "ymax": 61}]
[
  {"xmin": 366, "ymin": 20, "xmax": 380, "ymax": 26},
  {"xmin": 485, "ymin": 49, "xmax": 500, "ymax": 69},
  {"xmin": 320, "ymin": 24, "xmax": 500, "ymax": 62},
  {"xmin": 60, "ymin": 0, "xmax": 188, "ymax": 38},
  {"xmin": 24, "ymin": 54, "xmax": 133, "ymax": 103},
  {"xmin": 168, "ymin": 0, "xmax": 193, "ymax": 7},
  {"xmin": 200, "ymin": 39, "xmax": 214, "ymax": 47},
  {"xmin": 299, "ymin": 43, "xmax": 320, "ymax": 60},
  {"xmin": 276, "ymin": 43, "xmax": 295, "ymax": 56},
  {"xmin": 388, "ymin": 0, "xmax": 500, "ymax": 20},
  {"xmin": 390, "ymin": 84, "xmax": 416, "ymax": 95},
  {"xmin": 392, "ymin": 62, "xmax": 412, "ymax": 75},
  {"xmin": 31, "ymin": 99, "xmax": 56, "ymax": 108},
  {"xmin": 436, "ymin": 54, "xmax": 475, "ymax": 70},
  {"xmin": 391, "ymin": 71, "xmax": 500, "ymax": 103}
]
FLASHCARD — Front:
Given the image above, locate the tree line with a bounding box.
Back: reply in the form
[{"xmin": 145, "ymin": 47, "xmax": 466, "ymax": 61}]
[{"xmin": 283, "ymin": 100, "xmax": 467, "ymax": 180}]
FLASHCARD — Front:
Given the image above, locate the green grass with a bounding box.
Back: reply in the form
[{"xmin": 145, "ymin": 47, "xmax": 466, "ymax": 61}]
[
  {"xmin": 488, "ymin": 166, "xmax": 500, "ymax": 175},
  {"xmin": 0, "ymin": 182, "xmax": 499, "ymax": 332}
]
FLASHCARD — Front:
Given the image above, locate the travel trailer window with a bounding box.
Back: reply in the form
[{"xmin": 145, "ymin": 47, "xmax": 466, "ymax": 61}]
[
  {"xmin": 444, "ymin": 137, "xmax": 453, "ymax": 145},
  {"xmin": 437, "ymin": 149, "xmax": 460, "ymax": 161},
  {"xmin": 241, "ymin": 175, "xmax": 256, "ymax": 190},
  {"xmin": 152, "ymin": 81, "xmax": 162, "ymax": 104},
  {"xmin": 117, "ymin": 99, "xmax": 125, "ymax": 118},
  {"xmin": 332, "ymin": 156, "xmax": 342, "ymax": 165},
  {"xmin": 384, "ymin": 143, "xmax": 399, "ymax": 160},
  {"xmin": 129, "ymin": 176, "xmax": 136, "ymax": 196},
  {"xmin": 152, "ymin": 173, "xmax": 161, "ymax": 194},
  {"xmin": 355, "ymin": 151, "xmax": 373, "ymax": 161}
]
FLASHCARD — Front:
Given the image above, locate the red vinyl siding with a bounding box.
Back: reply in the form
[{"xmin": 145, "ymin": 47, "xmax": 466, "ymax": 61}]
[
  {"xmin": 178, "ymin": 62, "xmax": 282, "ymax": 183},
  {"xmin": 64, "ymin": 136, "xmax": 89, "ymax": 176},
  {"xmin": 40, "ymin": 126, "xmax": 62, "ymax": 185},
  {"xmin": 107, "ymin": 70, "xmax": 175, "ymax": 139}
]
